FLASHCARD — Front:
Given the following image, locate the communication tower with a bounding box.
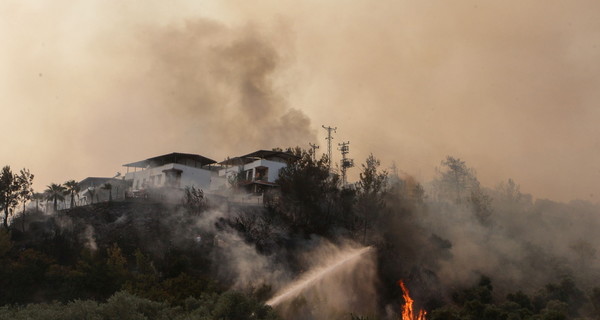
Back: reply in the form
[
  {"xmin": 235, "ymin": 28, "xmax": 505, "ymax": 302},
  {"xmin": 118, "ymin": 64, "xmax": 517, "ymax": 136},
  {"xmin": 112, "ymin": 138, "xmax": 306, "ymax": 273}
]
[
  {"xmin": 309, "ymin": 143, "xmax": 320, "ymax": 161},
  {"xmin": 338, "ymin": 141, "xmax": 354, "ymax": 187},
  {"xmin": 322, "ymin": 125, "xmax": 337, "ymax": 171}
]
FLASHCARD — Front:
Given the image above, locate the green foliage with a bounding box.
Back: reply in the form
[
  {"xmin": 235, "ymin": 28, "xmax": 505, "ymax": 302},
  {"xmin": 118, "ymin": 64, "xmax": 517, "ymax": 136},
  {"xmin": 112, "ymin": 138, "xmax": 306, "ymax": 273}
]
[
  {"xmin": 532, "ymin": 277, "xmax": 585, "ymax": 317},
  {"xmin": 355, "ymin": 154, "xmax": 387, "ymax": 242},
  {"xmin": 275, "ymin": 148, "xmax": 341, "ymax": 235},
  {"xmin": 428, "ymin": 305, "xmax": 465, "ymax": 320},
  {"xmin": 0, "ymin": 166, "xmax": 34, "ymax": 228},
  {"xmin": 3, "ymin": 151, "xmax": 600, "ymax": 320},
  {"xmin": 45, "ymin": 183, "xmax": 67, "ymax": 212},
  {"xmin": 0, "ymin": 229, "xmax": 12, "ymax": 258},
  {"xmin": 590, "ymin": 287, "xmax": 600, "ymax": 319},
  {"xmin": 212, "ymin": 291, "xmax": 279, "ymax": 320},
  {"xmin": 435, "ymin": 156, "xmax": 478, "ymax": 204},
  {"xmin": 434, "ymin": 156, "xmax": 494, "ymax": 225},
  {"xmin": 428, "ymin": 276, "xmax": 594, "ymax": 320},
  {"xmin": 64, "ymin": 180, "xmax": 80, "ymax": 209},
  {"xmin": 0, "ymin": 290, "xmax": 279, "ymax": 320}
]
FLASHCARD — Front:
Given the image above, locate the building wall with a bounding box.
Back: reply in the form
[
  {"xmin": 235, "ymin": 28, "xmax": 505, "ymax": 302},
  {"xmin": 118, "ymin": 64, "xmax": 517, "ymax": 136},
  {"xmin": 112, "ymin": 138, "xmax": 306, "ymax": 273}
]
[
  {"xmin": 217, "ymin": 159, "xmax": 287, "ymax": 185},
  {"xmin": 125, "ymin": 163, "xmax": 212, "ymax": 191}
]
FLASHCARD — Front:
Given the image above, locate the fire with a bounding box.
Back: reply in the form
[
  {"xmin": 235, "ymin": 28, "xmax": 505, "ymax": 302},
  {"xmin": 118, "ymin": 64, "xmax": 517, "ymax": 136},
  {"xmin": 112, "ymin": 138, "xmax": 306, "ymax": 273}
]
[{"xmin": 398, "ymin": 280, "xmax": 427, "ymax": 320}]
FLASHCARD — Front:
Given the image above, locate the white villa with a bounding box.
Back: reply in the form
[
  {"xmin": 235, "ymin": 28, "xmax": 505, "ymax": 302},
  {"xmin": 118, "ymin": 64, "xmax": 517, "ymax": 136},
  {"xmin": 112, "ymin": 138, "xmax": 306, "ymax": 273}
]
[
  {"xmin": 123, "ymin": 153, "xmax": 217, "ymax": 197},
  {"xmin": 121, "ymin": 150, "xmax": 297, "ymax": 204}
]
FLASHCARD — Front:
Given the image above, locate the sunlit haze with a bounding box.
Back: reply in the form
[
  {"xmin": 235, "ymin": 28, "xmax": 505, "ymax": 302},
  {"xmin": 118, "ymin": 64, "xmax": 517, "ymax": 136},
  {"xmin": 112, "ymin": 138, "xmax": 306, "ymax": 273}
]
[{"xmin": 2, "ymin": 0, "xmax": 600, "ymax": 202}]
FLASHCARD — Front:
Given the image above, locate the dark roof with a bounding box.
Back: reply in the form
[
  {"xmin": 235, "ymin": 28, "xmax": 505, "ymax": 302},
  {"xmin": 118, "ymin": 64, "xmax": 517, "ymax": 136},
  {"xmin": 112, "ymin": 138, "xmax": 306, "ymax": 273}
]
[
  {"xmin": 218, "ymin": 157, "xmax": 255, "ymax": 166},
  {"xmin": 240, "ymin": 150, "xmax": 299, "ymax": 162},
  {"xmin": 218, "ymin": 150, "xmax": 299, "ymax": 166},
  {"xmin": 123, "ymin": 152, "xmax": 216, "ymax": 168}
]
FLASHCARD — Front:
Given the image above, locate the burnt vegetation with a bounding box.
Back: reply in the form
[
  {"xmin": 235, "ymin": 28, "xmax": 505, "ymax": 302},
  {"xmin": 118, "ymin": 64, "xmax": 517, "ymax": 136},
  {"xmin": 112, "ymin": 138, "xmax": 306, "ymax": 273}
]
[{"xmin": 1, "ymin": 149, "xmax": 600, "ymax": 319}]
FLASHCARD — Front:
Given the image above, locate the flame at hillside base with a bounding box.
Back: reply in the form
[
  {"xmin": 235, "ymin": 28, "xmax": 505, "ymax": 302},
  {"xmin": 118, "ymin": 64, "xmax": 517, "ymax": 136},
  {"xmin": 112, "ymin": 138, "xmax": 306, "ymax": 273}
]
[{"xmin": 399, "ymin": 280, "xmax": 427, "ymax": 320}]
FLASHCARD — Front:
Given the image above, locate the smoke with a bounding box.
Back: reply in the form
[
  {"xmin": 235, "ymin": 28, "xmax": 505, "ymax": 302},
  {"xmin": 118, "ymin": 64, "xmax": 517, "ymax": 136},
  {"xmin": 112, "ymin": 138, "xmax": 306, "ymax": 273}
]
[
  {"xmin": 1, "ymin": 1, "xmax": 315, "ymax": 191},
  {"xmin": 192, "ymin": 206, "xmax": 380, "ymax": 318},
  {"xmin": 184, "ymin": 204, "xmax": 379, "ymax": 319},
  {"xmin": 211, "ymin": 0, "xmax": 600, "ymax": 202},
  {"xmin": 269, "ymin": 243, "xmax": 378, "ymax": 320},
  {"xmin": 123, "ymin": 19, "xmax": 316, "ymax": 152},
  {"xmin": 82, "ymin": 225, "xmax": 97, "ymax": 252},
  {"xmin": 4, "ymin": 1, "xmax": 600, "ymax": 201},
  {"xmin": 190, "ymin": 206, "xmax": 288, "ymax": 289},
  {"xmin": 379, "ymin": 174, "xmax": 600, "ymax": 307}
]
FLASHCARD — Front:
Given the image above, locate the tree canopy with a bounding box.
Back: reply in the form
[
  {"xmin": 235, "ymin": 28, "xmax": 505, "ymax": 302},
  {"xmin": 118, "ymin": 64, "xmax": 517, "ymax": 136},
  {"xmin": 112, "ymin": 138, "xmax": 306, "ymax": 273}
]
[{"xmin": 0, "ymin": 166, "xmax": 33, "ymax": 228}]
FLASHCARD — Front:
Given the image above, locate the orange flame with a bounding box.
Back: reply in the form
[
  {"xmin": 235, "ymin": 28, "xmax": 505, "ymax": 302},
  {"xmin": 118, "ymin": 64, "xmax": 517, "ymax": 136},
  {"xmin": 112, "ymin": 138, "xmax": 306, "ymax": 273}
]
[{"xmin": 398, "ymin": 280, "xmax": 427, "ymax": 320}]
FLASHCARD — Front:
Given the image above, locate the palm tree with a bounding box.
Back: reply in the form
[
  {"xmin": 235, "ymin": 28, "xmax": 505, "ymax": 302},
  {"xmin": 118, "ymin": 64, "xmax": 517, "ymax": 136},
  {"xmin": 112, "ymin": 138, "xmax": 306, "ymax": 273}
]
[
  {"xmin": 64, "ymin": 180, "xmax": 80, "ymax": 209},
  {"xmin": 45, "ymin": 183, "xmax": 67, "ymax": 212},
  {"xmin": 32, "ymin": 192, "xmax": 44, "ymax": 212},
  {"xmin": 102, "ymin": 183, "xmax": 113, "ymax": 202}
]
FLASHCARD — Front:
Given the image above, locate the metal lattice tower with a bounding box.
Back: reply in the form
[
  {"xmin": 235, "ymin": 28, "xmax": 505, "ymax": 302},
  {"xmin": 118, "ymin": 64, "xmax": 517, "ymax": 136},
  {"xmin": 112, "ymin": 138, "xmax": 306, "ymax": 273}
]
[
  {"xmin": 322, "ymin": 125, "xmax": 337, "ymax": 170},
  {"xmin": 338, "ymin": 141, "xmax": 354, "ymax": 187},
  {"xmin": 309, "ymin": 143, "xmax": 320, "ymax": 161}
]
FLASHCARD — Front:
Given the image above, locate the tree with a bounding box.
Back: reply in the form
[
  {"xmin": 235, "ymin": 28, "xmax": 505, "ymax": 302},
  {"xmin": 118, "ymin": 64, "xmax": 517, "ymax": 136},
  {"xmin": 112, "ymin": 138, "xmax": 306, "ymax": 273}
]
[
  {"xmin": 275, "ymin": 148, "xmax": 341, "ymax": 235},
  {"xmin": 355, "ymin": 154, "xmax": 388, "ymax": 242},
  {"xmin": 64, "ymin": 180, "xmax": 80, "ymax": 209},
  {"xmin": 0, "ymin": 166, "xmax": 34, "ymax": 229},
  {"xmin": 45, "ymin": 183, "xmax": 67, "ymax": 212},
  {"xmin": 435, "ymin": 156, "xmax": 478, "ymax": 204},
  {"xmin": 17, "ymin": 169, "xmax": 34, "ymax": 231},
  {"xmin": 32, "ymin": 192, "xmax": 44, "ymax": 213},
  {"xmin": 183, "ymin": 186, "xmax": 207, "ymax": 214},
  {"xmin": 470, "ymin": 187, "xmax": 493, "ymax": 226},
  {"xmin": 434, "ymin": 156, "xmax": 493, "ymax": 225},
  {"xmin": 102, "ymin": 183, "xmax": 113, "ymax": 202}
]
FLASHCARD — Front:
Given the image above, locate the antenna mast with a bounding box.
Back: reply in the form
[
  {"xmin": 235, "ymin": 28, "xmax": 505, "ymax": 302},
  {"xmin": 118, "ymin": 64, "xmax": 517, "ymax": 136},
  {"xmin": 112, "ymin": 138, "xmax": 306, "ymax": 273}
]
[
  {"xmin": 338, "ymin": 141, "xmax": 354, "ymax": 187},
  {"xmin": 309, "ymin": 143, "xmax": 320, "ymax": 161},
  {"xmin": 322, "ymin": 125, "xmax": 337, "ymax": 171}
]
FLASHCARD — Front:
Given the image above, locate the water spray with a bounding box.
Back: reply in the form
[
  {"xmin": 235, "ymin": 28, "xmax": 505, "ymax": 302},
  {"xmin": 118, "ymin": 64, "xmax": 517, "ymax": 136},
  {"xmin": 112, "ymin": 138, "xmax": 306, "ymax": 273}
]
[{"xmin": 266, "ymin": 246, "xmax": 373, "ymax": 307}]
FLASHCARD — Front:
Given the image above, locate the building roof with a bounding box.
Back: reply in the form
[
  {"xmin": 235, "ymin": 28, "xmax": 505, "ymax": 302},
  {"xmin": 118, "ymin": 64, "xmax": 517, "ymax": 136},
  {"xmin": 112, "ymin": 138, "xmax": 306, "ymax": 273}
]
[
  {"xmin": 242, "ymin": 150, "xmax": 299, "ymax": 161},
  {"xmin": 218, "ymin": 150, "xmax": 299, "ymax": 166},
  {"xmin": 123, "ymin": 152, "xmax": 216, "ymax": 168},
  {"xmin": 218, "ymin": 157, "xmax": 255, "ymax": 166}
]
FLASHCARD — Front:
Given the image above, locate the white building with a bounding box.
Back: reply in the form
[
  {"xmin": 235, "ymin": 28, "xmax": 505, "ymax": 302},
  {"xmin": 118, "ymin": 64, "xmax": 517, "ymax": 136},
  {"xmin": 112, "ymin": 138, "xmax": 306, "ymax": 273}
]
[
  {"xmin": 123, "ymin": 153, "xmax": 217, "ymax": 197},
  {"xmin": 121, "ymin": 150, "xmax": 297, "ymax": 205},
  {"xmin": 213, "ymin": 150, "xmax": 298, "ymax": 202},
  {"xmin": 77, "ymin": 177, "xmax": 129, "ymax": 206}
]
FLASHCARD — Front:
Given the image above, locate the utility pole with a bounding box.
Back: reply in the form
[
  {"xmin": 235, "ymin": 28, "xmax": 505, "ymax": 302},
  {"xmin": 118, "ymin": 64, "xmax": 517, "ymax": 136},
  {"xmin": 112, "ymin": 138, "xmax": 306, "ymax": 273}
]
[
  {"xmin": 338, "ymin": 141, "xmax": 354, "ymax": 187},
  {"xmin": 309, "ymin": 143, "xmax": 320, "ymax": 161},
  {"xmin": 322, "ymin": 125, "xmax": 337, "ymax": 171}
]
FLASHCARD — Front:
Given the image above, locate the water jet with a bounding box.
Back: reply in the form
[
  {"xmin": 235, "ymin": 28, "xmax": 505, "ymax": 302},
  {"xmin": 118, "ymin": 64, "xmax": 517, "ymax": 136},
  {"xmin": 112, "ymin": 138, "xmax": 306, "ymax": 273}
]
[{"xmin": 266, "ymin": 246, "xmax": 373, "ymax": 307}]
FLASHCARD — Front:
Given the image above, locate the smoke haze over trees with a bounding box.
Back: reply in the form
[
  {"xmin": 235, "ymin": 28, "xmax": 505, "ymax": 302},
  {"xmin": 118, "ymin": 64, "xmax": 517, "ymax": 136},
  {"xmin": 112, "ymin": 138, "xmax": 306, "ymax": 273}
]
[
  {"xmin": 3, "ymin": 149, "xmax": 600, "ymax": 319},
  {"xmin": 3, "ymin": 1, "xmax": 600, "ymax": 318}
]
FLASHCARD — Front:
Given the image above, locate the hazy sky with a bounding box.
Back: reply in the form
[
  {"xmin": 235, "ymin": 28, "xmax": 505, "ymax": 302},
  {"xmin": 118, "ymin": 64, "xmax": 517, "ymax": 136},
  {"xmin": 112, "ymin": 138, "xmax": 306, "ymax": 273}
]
[{"xmin": 2, "ymin": 0, "xmax": 600, "ymax": 201}]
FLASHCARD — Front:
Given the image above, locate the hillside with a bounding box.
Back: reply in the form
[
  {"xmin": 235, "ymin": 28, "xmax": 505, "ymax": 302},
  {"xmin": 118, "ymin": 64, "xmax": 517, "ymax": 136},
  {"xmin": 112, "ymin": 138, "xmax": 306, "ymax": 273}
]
[{"xmin": 3, "ymin": 151, "xmax": 600, "ymax": 319}]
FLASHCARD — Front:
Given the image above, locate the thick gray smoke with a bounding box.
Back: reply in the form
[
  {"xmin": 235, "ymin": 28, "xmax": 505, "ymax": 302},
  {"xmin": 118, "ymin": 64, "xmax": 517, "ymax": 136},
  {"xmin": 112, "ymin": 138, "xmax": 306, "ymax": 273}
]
[
  {"xmin": 193, "ymin": 206, "xmax": 378, "ymax": 319},
  {"xmin": 387, "ymin": 171, "xmax": 600, "ymax": 303},
  {"xmin": 126, "ymin": 20, "xmax": 316, "ymax": 153},
  {"xmin": 1, "ymin": 4, "xmax": 316, "ymax": 189}
]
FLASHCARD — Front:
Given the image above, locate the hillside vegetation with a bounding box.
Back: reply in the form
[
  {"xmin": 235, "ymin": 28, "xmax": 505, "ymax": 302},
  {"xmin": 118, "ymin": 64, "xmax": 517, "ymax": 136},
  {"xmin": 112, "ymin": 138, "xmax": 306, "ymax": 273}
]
[{"xmin": 2, "ymin": 149, "xmax": 600, "ymax": 319}]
